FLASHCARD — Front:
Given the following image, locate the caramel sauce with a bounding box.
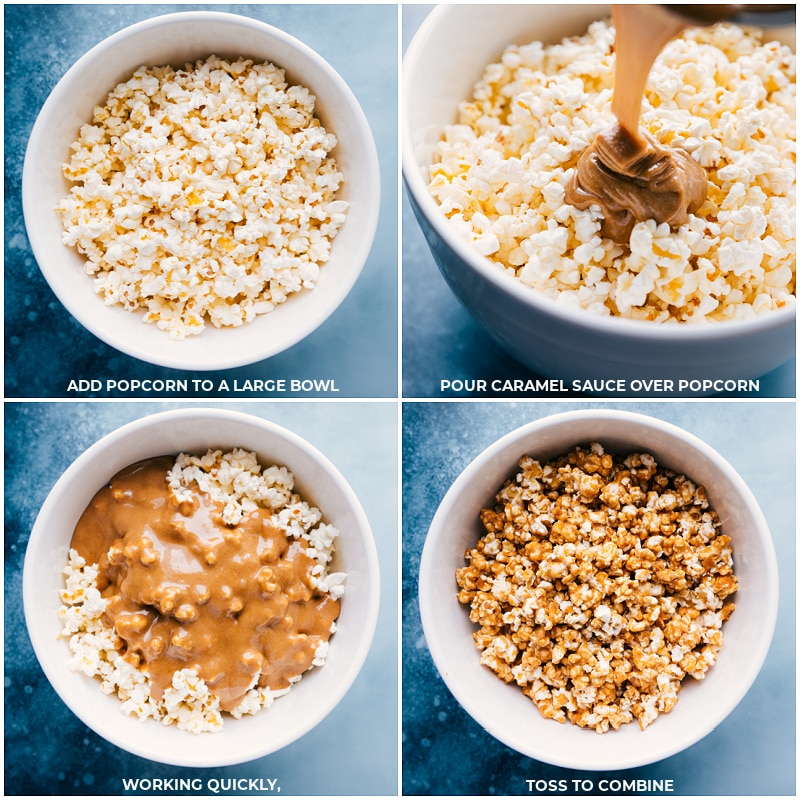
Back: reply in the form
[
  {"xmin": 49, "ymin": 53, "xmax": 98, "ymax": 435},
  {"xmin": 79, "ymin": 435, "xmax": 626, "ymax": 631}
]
[
  {"xmin": 70, "ymin": 456, "xmax": 340, "ymax": 712},
  {"xmin": 568, "ymin": 123, "xmax": 707, "ymax": 244},
  {"xmin": 566, "ymin": 5, "xmax": 708, "ymax": 243},
  {"xmin": 610, "ymin": 4, "xmax": 686, "ymax": 139}
]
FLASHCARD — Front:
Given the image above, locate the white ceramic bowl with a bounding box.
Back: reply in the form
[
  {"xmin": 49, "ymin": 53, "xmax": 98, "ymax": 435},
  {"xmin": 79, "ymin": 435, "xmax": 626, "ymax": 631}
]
[
  {"xmin": 23, "ymin": 11, "xmax": 380, "ymax": 370},
  {"xmin": 419, "ymin": 409, "xmax": 778, "ymax": 770},
  {"xmin": 23, "ymin": 408, "xmax": 380, "ymax": 767},
  {"xmin": 403, "ymin": 5, "xmax": 795, "ymax": 385}
]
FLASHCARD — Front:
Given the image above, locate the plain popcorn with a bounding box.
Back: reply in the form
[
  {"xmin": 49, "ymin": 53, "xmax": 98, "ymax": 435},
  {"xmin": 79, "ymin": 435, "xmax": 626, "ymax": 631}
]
[
  {"xmin": 57, "ymin": 56, "xmax": 348, "ymax": 339},
  {"xmin": 429, "ymin": 22, "xmax": 795, "ymax": 322}
]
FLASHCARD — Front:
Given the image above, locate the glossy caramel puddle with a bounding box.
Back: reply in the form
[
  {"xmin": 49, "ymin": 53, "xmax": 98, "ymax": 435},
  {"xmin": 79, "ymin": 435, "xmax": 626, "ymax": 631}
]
[{"xmin": 71, "ymin": 456, "xmax": 340, "ymax": 712}]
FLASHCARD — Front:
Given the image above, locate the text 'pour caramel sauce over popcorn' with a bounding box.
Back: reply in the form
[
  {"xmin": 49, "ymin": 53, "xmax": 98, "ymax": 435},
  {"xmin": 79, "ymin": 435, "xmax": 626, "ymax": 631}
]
[
  {"xmin": 566, "ymin": 5, "xmax": 708, "ymax": 243},
  {"xmin": 71, "ymin": 456, "xmax": 340, "ymax": 712}
]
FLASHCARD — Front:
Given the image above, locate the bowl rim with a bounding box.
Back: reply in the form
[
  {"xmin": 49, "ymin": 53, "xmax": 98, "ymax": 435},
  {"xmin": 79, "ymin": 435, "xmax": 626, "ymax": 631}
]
[
  {"xmin": 418, "ymin": 408, "xmax": 779, "ymax": 770},
  {"xmin": 22, "ymin": 406, "xmax": 381, "ymax": 766},
  {"xmin": 22, "ymin": 9, "xmax": 381, "ymax": 370},
  {"xmin": 402, "ymin": 4, "xmax": 796, "ymax": 344}
]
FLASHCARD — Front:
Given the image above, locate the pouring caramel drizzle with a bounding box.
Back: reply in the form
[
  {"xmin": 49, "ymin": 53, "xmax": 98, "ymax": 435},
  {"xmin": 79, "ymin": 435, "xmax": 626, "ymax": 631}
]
[
  {"xmin": 566, "ymin": 5, "xmax": 708, "ymax": 243},
  {"xmin": 610, "ymin": 4, "xmax": 685, "ymax": 138},
  {"xmin": 71, "ymin": 456, "xmax": 340, "ymax": 713}
]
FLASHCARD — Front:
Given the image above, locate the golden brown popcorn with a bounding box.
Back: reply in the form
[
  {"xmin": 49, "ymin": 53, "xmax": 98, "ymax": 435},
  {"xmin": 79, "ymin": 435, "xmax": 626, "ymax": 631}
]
[{"xmin": 455, "ymin": 442, "xmax": 737, "ymax": 733}]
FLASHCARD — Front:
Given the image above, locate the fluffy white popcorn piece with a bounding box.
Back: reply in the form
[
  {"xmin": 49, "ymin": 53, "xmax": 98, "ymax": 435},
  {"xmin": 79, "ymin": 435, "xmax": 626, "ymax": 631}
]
[
  {"xmin": 56, "ymin": 56, "xmax": 348, "ymax": 339},
  {"xmin": 57, "ymin": 448, "xmax": 345, "ymax": 733},
  {"xmin": 161, "ymin": 670, "xmax": 223, "ymax": 734},
  {"xmin": 229, "ymin": 683, "xmax": 292, "ymax": 719},
  {"xmin": 430, "ymin": 21, "xmax": 795, "ymax": 322}
]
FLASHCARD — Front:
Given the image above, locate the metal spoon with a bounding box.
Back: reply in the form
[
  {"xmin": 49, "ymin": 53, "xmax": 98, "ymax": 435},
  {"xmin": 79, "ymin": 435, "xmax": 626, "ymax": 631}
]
[{"xmin": 661, "ymin": 4, "xmax": 796, "ymax": 27}]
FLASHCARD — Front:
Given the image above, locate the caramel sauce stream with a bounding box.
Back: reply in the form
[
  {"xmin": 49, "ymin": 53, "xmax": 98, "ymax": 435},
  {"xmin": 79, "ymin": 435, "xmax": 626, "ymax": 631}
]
[
  {"xmin": 566, "ymin": 5, "xmax": 708, "ymax": 243},
  {"xmin": 71, "ymin": 456, "xmax": 340, "ymax": 712},
  {"xmin": 611, "ymin": 4, "xmax": 686, "ymax": 141}
]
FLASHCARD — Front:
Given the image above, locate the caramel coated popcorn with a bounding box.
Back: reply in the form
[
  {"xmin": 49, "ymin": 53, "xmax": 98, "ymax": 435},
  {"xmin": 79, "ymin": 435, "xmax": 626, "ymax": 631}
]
[{"xmin": 455, "ymin": 442, "xmax": 737, "ymax": 733}]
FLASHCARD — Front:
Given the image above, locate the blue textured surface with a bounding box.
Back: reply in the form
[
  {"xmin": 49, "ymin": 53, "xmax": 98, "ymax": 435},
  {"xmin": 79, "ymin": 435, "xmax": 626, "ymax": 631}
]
[
  {"xmin": 4, "ymin": 3, "xmax": 798, "ymax": 797},
  {"xmin": 4, "ymin": 4, "xmax": 398, "ymax": 399},
  {"xmin": 4, "ymin": 401, "xmax": 398, "ymax": 795},
  {"xmin": 402, "ymin": 401, "xmax": 796, "ymax": 795}
]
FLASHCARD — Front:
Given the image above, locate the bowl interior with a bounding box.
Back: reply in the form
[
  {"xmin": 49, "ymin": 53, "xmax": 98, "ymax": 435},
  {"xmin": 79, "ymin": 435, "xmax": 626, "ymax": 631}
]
[
  {"xmin": 23, "ymin": 409, "xmax": 379, "ymax": 767},
  {"xmin": 419, "ymin": 410, "xmax": 777, "ymax": 770},
  {"xmin": 402, "ymin": 4, "xmax": 796, "ymax": 354},
  {"xmin": 23, "ymin": 12, "xmax": 379, "ymax": 370},
  {"xmin": 405, "ymin": 2, "xmax": 795, "ymax": 203},
  {"xmin": 405, "ymin": 5, "xmax": 610, "ymax": 171}
]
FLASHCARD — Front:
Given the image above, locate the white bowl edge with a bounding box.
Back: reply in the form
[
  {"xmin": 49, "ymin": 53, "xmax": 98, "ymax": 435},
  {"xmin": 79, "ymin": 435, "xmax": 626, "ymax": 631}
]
[
  {"xmin": 22, "ymin": 407, "xmax": 381, "ymax": 766},
  {"xmin": 23, "ymin": 11, "xmax": 381, "ymax": 370},
  {"xmin": 401, "ymin": 5, "xmax": 797, "ymax": 348},
  {"xmin": 418, "ymin": 409, "xmax": 778, "ymax": 770}
]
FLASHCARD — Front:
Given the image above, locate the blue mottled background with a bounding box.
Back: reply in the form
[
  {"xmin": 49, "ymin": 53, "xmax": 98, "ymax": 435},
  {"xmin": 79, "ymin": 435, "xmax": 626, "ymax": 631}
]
[
  {"xmin": 402, "ymin": 401, "xmax": 796, "ymax": 795},
  {"xmin": 4, "ymin": 4, "xmax": 398, "ymax": 399},
  {"xmin": 4, "ymin": 401, "xmax": 398, "ymax": 795}
]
